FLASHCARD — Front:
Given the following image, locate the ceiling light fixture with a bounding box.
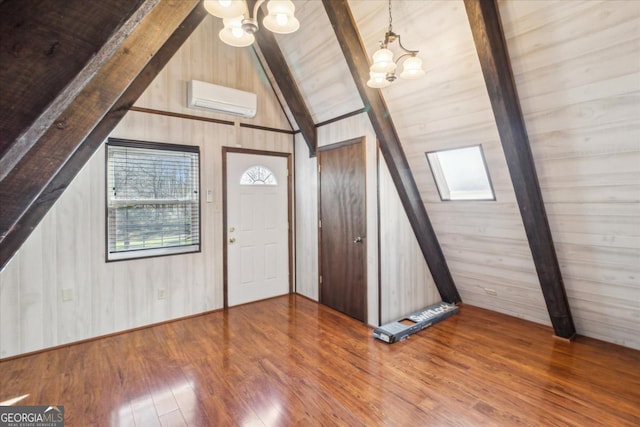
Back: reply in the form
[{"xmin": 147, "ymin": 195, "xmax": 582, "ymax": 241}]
[
  {"xmin": 203, "ymin": 0, "xmax": 300, "ymax": 48},
  {"xmin": 367, "ymin": 0, "xmax": 425, "ymax": 88}
]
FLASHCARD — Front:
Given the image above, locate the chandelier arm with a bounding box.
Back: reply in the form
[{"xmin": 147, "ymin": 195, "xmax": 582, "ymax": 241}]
[
  {"xmin": 252, "ymin": 0, "xmax": 266, "ymax": 19},
  {"xmin": 395, "ymin": 52, "xmax": 417, "ymax": 64},
  {"xmin": 394, "ymin": 34, "xmax": 419, "ymax": 56}
]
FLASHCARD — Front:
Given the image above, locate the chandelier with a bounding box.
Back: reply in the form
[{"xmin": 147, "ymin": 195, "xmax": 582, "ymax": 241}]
[
  {"xmin": 203, "ymin": 0, "xmax": 300, "ymax": 47},
  {"xmin": 366, "ymin": 0, "xmax": 425, "ymax": 88}
]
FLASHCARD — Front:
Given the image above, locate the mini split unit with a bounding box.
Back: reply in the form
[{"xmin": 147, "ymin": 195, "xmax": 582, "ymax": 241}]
[{"xmin": 187, "ymin": 80, "xmax": 257, "ymax": 118}]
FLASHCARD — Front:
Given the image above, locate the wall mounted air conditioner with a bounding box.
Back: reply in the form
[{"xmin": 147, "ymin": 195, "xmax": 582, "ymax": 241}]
[{"xmin": 187, "ymin": 80, "xmax": 257, "ymax": 118}]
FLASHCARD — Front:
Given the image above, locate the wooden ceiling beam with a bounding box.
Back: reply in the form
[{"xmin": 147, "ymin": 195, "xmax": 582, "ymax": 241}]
[
  {"xmin": 247, "ymin": 0, "xmax": 317, "ymax": 157},
  {"xmin": 0, "ymin": 1, "xmax": 206, "ymax": 270},
  {"xmin": 0, "ymin": 0, "xmax": 157, "ymax": 180},
  {"xmin": 464, "ymin": 0, "xmax": 575, "ymax": 338},
  {"xmin": 322, "ymin": 0, "xmax": 461, "ymax": 304}
]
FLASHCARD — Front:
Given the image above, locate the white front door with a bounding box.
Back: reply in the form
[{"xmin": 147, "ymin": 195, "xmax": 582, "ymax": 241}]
[{"xmin": 226, "ymin": 151, "xmax": 289, "ymax": 306}]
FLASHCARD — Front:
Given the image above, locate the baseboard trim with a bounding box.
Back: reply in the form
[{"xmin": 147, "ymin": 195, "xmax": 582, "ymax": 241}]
[{"xmin": 0, "ymin": 307, "xmax": 224, "ymax": 362}]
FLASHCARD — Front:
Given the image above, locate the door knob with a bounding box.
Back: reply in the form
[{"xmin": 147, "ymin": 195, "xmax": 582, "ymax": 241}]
[
  {"xmin": 229, "ymin": 237, "xmax": 236, "ymax": 243},
  {"xmin": 353, "ymin": 236, "xmax": 363, "ymax": 244}
]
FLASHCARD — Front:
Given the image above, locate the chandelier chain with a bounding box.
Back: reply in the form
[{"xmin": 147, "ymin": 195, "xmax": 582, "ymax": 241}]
[{"xmin": 367, "ymin": 0, "xmax": 425, "ymax": 88}]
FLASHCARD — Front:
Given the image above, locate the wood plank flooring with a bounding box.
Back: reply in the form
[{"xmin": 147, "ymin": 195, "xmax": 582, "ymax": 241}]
[{"xmin": 1, "ymin": 295, "xmax": 639, "ymax": 426}]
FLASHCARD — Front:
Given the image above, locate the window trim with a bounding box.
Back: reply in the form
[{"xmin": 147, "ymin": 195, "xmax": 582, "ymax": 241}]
[
  {"xmin": 105, "ymin": 138, "xmax": 201, "ymax": 262},
  {"xmin": 425, "ymin": 144, "xmax": 496, "ymax": 202}
]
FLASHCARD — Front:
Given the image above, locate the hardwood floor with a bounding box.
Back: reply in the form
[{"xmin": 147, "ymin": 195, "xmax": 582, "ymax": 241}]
[{"xmin": 1, "ymin": 295, "xmax": 639, "ymax": 426}]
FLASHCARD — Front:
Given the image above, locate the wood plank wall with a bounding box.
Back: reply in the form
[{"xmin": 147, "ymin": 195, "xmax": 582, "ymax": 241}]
[
  {"xmin": 348, "ymin": 0, "xmax": 551, "ymax": 326},
  {"xmin": 133, "ymin": 16, "xmax": 291, "ymax": 131},
  {"xmin": 498, "ymin": 0, "xmax": 640, "ymax": 349},
  {"xmin": 294, "ymin": 134, "xmax": 319, "ymax": 300},
  {"xmin": 379, "ymin": 155, "xmax": 441, "ymax": 323},
  {"xmin": 0, "ymin": 16, "xmax": 293, "ymax": 358}
]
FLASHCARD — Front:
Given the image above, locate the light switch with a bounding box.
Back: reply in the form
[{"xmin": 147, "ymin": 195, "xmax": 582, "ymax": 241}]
[
  {"xmin": 62, "ymin": 288, "xmax": 73, "ymax": 301},
  {"xmin": 206, "ymin": 189, "xmax": 213, "ymax": 203}
]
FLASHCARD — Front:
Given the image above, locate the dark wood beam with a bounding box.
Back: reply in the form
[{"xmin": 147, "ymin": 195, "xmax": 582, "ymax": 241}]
[
  {"xmin": 0, "ymin": 1, "xmax": 206, "ymax": 270},
  {"xmin": 0, "ymin": 0, "xmax": 156, "ymax": 179},
  {"xmin": 248, "ymin": 0, "xmax": 317, "ymax": 157},
  {"xmin": 464, "ymin": 0, "xmax": 575, "ymax": 339},
  {"xmin": 322, "ymin": 0, "xmax": 460, "ymax": 304}
]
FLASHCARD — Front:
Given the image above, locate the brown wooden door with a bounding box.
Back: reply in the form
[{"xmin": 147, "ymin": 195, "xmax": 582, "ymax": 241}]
[{"xmin": 319, "ymin": 139, "xmax": 366, "ymax": 322}]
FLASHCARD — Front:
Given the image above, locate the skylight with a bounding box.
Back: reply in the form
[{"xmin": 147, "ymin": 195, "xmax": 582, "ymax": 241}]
[{"xmin": 426, "ymin": 145, "xmax": 495, "ymax": 201}]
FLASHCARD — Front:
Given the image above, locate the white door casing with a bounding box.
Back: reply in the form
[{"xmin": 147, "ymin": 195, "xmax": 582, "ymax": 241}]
[{"xmin": 226, "ymin": 152, "xmax": 289, "ymax": 306}]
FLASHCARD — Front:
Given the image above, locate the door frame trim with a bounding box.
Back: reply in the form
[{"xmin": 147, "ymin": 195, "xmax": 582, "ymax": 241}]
[
  {"xmin": 222, "ymin": 147, "xmax": 293, "ymax": 308},
  {"xmin": 317, "ymin": 137, "xmax": 368, "ymax": 322}
]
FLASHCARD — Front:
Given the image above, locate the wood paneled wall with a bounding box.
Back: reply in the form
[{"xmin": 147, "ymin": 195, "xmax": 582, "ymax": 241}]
[
  {"xmin": 379, "ymin": 155, "xmax": 441, "ymax": 324},
  {"xmin": 0, "ymin": 16, "xmax": 293, "ymax": 358},
  {"xmin": 349, "ymin": 0, "xmax": 551, "ymax": 326},
  {"xmin": 134, "ymin": 15, "xmax": 291, "ymax": 131},
  {"xmin": 0, "ymin": 112, "xmax": 292, "ymax": 358},
  {"xmin": 294, "ymin": 134, "xmax": 318, "ymax": 300},
  {"xmin": 498, "ymin": 0, "xmax": 640, "ymax": 349}
]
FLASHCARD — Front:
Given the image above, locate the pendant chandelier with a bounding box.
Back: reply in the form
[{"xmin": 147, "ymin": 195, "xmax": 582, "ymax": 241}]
[
  {"xmin": 203, "ymin": 0, "xmax": 300, "ymax": 47},
  {"xmin": 367, "ymin": 0, "xmax": 425, "ymax": 88}
]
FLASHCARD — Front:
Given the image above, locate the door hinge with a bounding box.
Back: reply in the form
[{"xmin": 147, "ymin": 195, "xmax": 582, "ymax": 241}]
[
  {"xmin": 319, "ymin": 275, "xmax": 323, "ymax": 284},
  {"xmin": 318, "ymin": 219, "xmax": 322, "ymax": 228}
]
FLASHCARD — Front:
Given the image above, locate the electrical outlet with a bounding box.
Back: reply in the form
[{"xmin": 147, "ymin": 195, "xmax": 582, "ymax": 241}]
[
  {"xmin": 484, "ymin": 288, "xmax": 498, "ymax": 296},
  {"xmin": 158, "ymin": 289, "xmax": 166, "ymax": 300}
]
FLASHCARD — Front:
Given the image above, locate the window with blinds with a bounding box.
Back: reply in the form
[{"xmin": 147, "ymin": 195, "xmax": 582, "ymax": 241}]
[{"xmin": 106, "ymin": 139, "xmax": 200, "ymax": 261}]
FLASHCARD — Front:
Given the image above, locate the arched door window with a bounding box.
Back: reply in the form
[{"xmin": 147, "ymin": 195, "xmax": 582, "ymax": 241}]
[{"xmin": 240, "ymin": 165, "xmax": 278, "ymax": 185}]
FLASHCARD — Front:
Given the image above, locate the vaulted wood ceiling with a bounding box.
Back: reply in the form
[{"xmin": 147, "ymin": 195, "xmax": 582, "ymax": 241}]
[{"xmin": 1, "ymin": 1, "xmax": 638, "ymax": 345}]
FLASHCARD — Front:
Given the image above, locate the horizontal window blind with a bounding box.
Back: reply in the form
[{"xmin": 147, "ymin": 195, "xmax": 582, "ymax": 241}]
[{"xmin": 106, "ymin": 139, "xmax": 200, "ymax": 261}]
